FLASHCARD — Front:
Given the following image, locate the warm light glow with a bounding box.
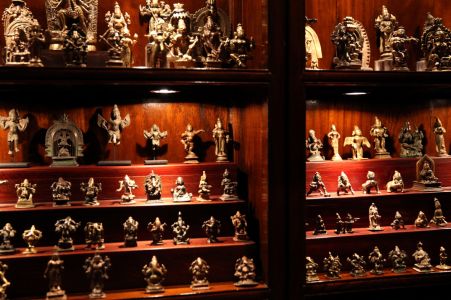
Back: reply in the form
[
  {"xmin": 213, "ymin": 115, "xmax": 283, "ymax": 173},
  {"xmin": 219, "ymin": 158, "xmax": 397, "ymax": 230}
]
[
  {"xmin": 343, "ymin": 91, "xmax": 368, "ymax": 96},
  {"xmin": 150, "ymin": 89, "xmax": 180, "ymax": 94}
]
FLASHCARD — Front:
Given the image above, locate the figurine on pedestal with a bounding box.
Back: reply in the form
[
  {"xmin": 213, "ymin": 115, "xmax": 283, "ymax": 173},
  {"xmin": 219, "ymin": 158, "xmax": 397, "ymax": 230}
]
[
  {"xmin": 436, "ymin": 246, "xmax": 451, "ymax": 270},
  {"xmin": 123, "ymin": 216, "xmax": 138, "ymax": 247},
  {"xmin": 412, "ymin": 241, "xmax": 432, "ymax": 272},
  {"xmin": 305, "ymin": 17, "xmax": 322, "ymax": 70},
  {"xmin": 368, "ymin": 203, "xmax": 383, "ymax": 231},
  {"xmin": 430, "ymin": 197, "xmax": 447, "ymax": 227},
  {"xmin": 327, "ymin": 124, "xmax": 342, "ymax": 161},
  {"xmin": 15, "ymin": 179, "xmax": 36, "ymax": 208},
  {"xmin": 374, "ymin": 5, "xmax": 398, "ymax": 70},
  {"xmin": 306, "ymin": 172, "xmax": 330, "ymax": 197},
  {"xmin": 337, "ymin": 171, "xmax": 354, "ymax": 195},
  {"xmin": 51, "ymin": 177, "xmax": 72, "ymax": 206},
  {"xmin": 419, "ymin": 13, "xmax": 451, "ymax": 71},
  {"xmin": 55, "ymin": 216, "xmax": 80, "ymax": 251},
  {"xmin": 361, "ymin": 171, "xmax": 380, "ymax": 194},
  {"xmin": 144, "ymin": 171, "xmax": 162, "ymax": 203},
  {"xmin": 347, "ymin": 253, "xmax": 366, "ymax": 277},
  {"xmin": 202, "ymin": 216, "xmax": 221, "ymax": 243},
  {"xmin": 220, "ymin": 169, "xmax": 238, "ymax": 200},
  {"xmin": 344, "ymin": 126, "xmax": 371, "ymax": 160},
  {"xmin": 171, "ymin": 177, "xmax": 192, "ymax": 202},
  {"xmin": 323, "ymin": 252, "xmax": 342, "ymax": 278},
  {"xmin": 197, "ymin": 171, "xmax": 212, "ymax": 201},
  {"xmin": 199, "ymin": 12, "xmax": 224, "ymax": 67},
  {"xmin": 189, "ymin": 257, "xmax": 210, "ymax": 290},
  {"xmin": 344, "ymin": 213, "xmax": 358, "ymax": 233},
  {"xmin": 234, "ymin": 256, "xmax": 258, "ymax": 286},
  {"xmin": 117, "ymin": 175, "xmax": 138, "ymax": 204},
  {"xmin": 390, "ymin": 26, "xmax": 417, "ymax": 71},
  {"xmin": 169, "ymin": 14, "xmax": 198, "ymax": 68},
  {"xmin": 22, "ymin": 225, "xmax": 42, "ymax": 254},
  {"xmin": 370, "ymin": 116, "xmax": 390, "ymax": 158},
  {"xmin": 412, "ymin": 155, "xmax": 442, "ymax": 191},
  {"xmin": 83, "ymin": 253, "xmax": 111, "ymax": 299},
  {"xmin": 63, "ymin": 24, "xmax": 87, "ymax": 67},
  {"xmin": 144, "ymin": 124, "xmax": 168, "ymax": 164},
  {"xmin": 0, "ymin": 223, "xmax": 15, "ymax": 254},
  {"xmin": 415, "ymin": 211, "xmax": 429, "ymax": 228},
  {"xmin": 224, "ymin": 23, "xmax": 255, "ymax": 68},
  {"xmin": 386, "ymin": 170, "xmax": 404, "ymax": 193},
  {"xmin": 212, "ymin": 118, "xmax": 231, "ymax": 162},
  {"xmin": 368, "ymin": 246, "xmax": 385, "ymax": 275},
  {"xmin": 80, "ymin": 178, "xmax": 102, "ymax": 206},
  {"xmin": 433, "ymin": 117, "xmax": 448, "ymax": 156},
  {"xmin": 305, "ymin": 256, "xmax": 319, "ymax": 282},
  {"xmin": 306, "ymin": 129, "xmax": 324, "ymax": 161},
  {"xmin": 84, "ymin": 222, "xmax": 105, "ymax": 250},
  {"xmin": 171, "ymin": 212, "xmax": 190, "ymax": 245},
  {"xmin": 0, "ymin": 109, "xmax": 29, "ymax": 159},
  {"xmin": 313, "ymin": 215, "xmax": 327, "ymax": 235},
  {"xmin": 388, "ymin": 245, "xmax": 407, "ymax": 273},
  {"xmin": 334, "ymin": 213, "xmax": 345, "ymax": 234},
  {"xmin": 390, "ymin": 211, "xmax": 405, "ymax": 230},
  {"xmin": 398, "ymin": 121, "xmax": 424, "ymax": 158},
  {"xmin": 142, "ymin": 255, "xmax": 167, "ymax": 293},
  {"xmin": 231, "ymin": 211, "xmax": 249, "ymax": 241},
  {"xmin": 44, "ymin": 253, "xmax": 66, "ymax": 300},
  {"xmin": 180, "ymin": 124, "xmax": 204, "ymax": 163},
  {"xmin": 0, "ymin": 262, "xmax": 9, "ymax": 300},
  {"xmin": 28, "ymin": 24, "xmax": 46, "ymax": 67},
  {"xmin": 147, "ymin": 217, "xmax": 166, "ymax": 245}
]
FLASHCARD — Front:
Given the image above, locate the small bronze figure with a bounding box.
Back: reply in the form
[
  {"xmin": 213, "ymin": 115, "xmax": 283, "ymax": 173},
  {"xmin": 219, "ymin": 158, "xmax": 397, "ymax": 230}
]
[
  {"xmin": 362, "ymin": 171, "xmax": 380, "ymax": 194},
  {"xmin": 55, "ymin": 216, "xmax": 80, "ymax": 251},
  {"xmin": 306, "ymin": 129, "xmax": 324, "ymax": 162},
  {"xmin": 189, "ymin": 257, "xmax": 210, "ymax": 290},
  {"xmin": 347, "ymin": 253, "xmax": 366, "ymax": 277},
  {"xmin": 170, "ymin": 17, "xmax": 198, "ymax": 67},
  {"xmin": 412, "ymin": 241, "xmax": 432, "ymax": 272},
  {"xmin": 305, "ymin": 17, "xmax": 322, "ymax": 70},
  {"xmin": 337, "ymin": 171, "xmax": 354, "ymax": 195},
  {"xmin": 234, "ymin": 256, "xmax": 258, "ymax": 286},
  {"xmin": 430, "ymin": 198, "xmax": 447, "ymax": 227},
  {"xmin": 413, "ymin": 155, "xmax": 442, "ymax": 191},
  {"xmin": 51, "ymin": 177, "xmax": 72, "ymax": 206},
  {"xmin": 390, "ymin": 26, "xmax": 417, "ymax": 71},
  {"xmin": 202, "ymin": 216, "xmax": 221, "ymax": 243},
  {"xmin": 80, "ymin": 178, "xmax": 102, "ymax": 206},
  {"xmin": 28, "ymin": 24, "xmax": 46, "ymax": 67},
  {"xmin": 123, "ymin": 216, "xmax": 139, "ymax": 247},
  {"xmin": 197, "ymin": 171, "xmax": 212, "ymax": 201},
  {"xmin": 433, "ymin": 117, "xmax": 448, "ymax": 156},
  {"xmin": 212, "ymin": 118, "xmax": 231, "ymax": 162},
  {"xmin": 83, "ymin": 253, "xmax": 111, "ymax": 299},
  {"xmin": 0, "ymin": 223, "xmax": 15, "ymax": 254},
  {"xmin": 84, "ymin": 222, "xmax": 105, "ymax": 250},
  {"xmin": 144, "ymin": 124, "xmax": 168, "ymax": 162},
  {"xmin": 0, "ymin": 262, "xmax": 9, "ymax": 300},
  {"xmin": 390, "ymin": 211, "xmax": 405, "ymax": 230},
  {"xmin": 374, "ymin": 5, "xmax": 398, "ymax": 60},
  {"xmin": 147, "ymin": 217, "xmax": 166, "ymax": 245},
  {"xmin": 117, "ymin": 175, "xmax": 138, "ymax": 204},
  {"xmin": 306, "ymin": 256, "xmax": 319, "ymax": 282},
  {"xmin": 142, "ymin": 255, "xmax": 167, "ymax": 293},
  {"xmin": 323, "ymin": 252, "xmax": 341, "ymax": 278},
  {"xmin": 368, "ymin": 203, "xmax": 382, "ymax": 231},
  {"xmin": 334, "ymin": 213, "xmax": 345, "ymax": 234},
  {"xmin": 171, "ymin": 177, "xmax": 192, "ymax": 202},
  {"xmin": 327, "ymin": 124, "xmax": 342, "ymax": 161},
  {"xmin": 44, "ymin": 252, "xmax": 66, "ymax": 300},
  {"xmin": 223, "ymin": 23, "xmax": 255, "ymax": 68},
  {"xmin": 171, "ymin": 211, "xmax": 190, "ymax": 245},
  {"xmin": 415, "ymin": 211, "xmax": 429, "ymax": 228},
  {"xmin": 398, "ymin": 121, "xmax": 423, "ymax": 158},
  {"xmin": 181, "ymin": 124, "xmax": 204, "ymax": 163},
  {"xmin": 420, "ymin": 13, "xmax": 451, "ymax": 71},
  {"xmin": 220, "ymin": 169, "xmax": 238, "ymax": 200},
  {"xmin": 388, "ymin": 245, "xmax": 407, "ymax": 273},
  {"xmin": 344, "ymin": 213, "xmax": 358, "ymax": 233},
  {"xmin": 22, "ymin": 225, "xmax": 42, "ymax": 254},
  {"xmin": 97, "ymin": 105, "xmax": 131, "ymax": 146},
  {"xmin": 386, "ymin": 170, "xmax": 404, "ymax": 193},
  {"xmin": 344, "ymin": 126, "xmax": 371, "ymax": 160},
  {"xmin": 0, "ymin": 109, "xmax": 29, "ymax": 156},
  {"xmin": 231, "ymin": 211, "xmax": 249, "ymax": 241},
  {"xmin": 306, "ymin": 172, "xmax": 330, "ymax": 197},
  {"xmin": 368, "ymin": 246, "xmax": 385, "ymax": 275},
  {"xmin": 313, "ymin": 214, "xmax": 327, "ymax": 235},
  {"xmin": 144, "ymin": 171, "xmax": 162, "ymax": 203},
  {"xmin": 15, "ymin": 178, "xmax": 36, "ymax": 208},
  {"xmin": 436, "ymin": 246, "xmax": 451, "ymax": 270},
  {"xmin": 369, "ymin": 116, "xmax": 390, "ymax": 158},
  {"xmin": 63, "ymin": 24, "xmax": 88, "ymax": 67}
]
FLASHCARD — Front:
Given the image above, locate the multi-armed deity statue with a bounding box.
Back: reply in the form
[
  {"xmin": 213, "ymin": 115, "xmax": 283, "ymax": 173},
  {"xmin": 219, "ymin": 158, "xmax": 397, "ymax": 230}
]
[
  {"xmin": 419, "ymin": 13, "xmax": 451, "ymax": 71},
  {"xmin": 143, "ymin": 124, "xmax": 168, "ymax": 164},
  {"xmin": 374, "ymin": 5, "xmax": 398, "ymax": 70},
  {"xmin": 344, "ymin": 126, "xmax": 370, "ymax": 160},
  {"xmin": 369, "ymin": 116, "xmax": 390, "ymax": 159},
  {"xmin": 181, "ymin": 123, "xmax": 204, "ymax": 163},
  {"xmin": 0, "ymin": 109, "xmax": 28, "ymax": 159}
]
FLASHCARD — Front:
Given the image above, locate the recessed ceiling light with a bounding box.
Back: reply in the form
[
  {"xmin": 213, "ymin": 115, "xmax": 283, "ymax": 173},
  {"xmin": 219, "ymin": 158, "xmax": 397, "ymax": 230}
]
[
  {"xmin": 343, "ymin": 91, "xmax": 368, "ymax": 96},
  {"xmin": 150, "ymin": 88, "xmax": 179, "ymax": 94}
]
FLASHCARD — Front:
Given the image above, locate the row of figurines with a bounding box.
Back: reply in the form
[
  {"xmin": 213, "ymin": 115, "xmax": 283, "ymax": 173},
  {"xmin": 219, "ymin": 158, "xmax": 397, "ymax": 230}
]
[
  {"xmin": 306, "ymin": 241, "xmax": 450, "ymax": 283},
  {"xmin": 10, "ymin": 168, "xmax": 238, "ymax": 208},
  {"xmin": 2, "ymin": 108, "xmax": 234, "ymax": 165},
  {"xmin": 2, "ymin": 0, "xmax": 254, "ymax": 68},
  {"xmin": 0, "ymin": 211, "xmax": 249, "ymax": 255},
  {"xmin": 307, "ymin": 155, "xmax": 441, "ymax": 198},
  {"xmin": 305, "ymin": 6, "xmax": 450, "ymax": 72},
  {"xmin": 312, "ymin": 198, "xmax": 446, "ymax": 235},
  {"xmin": 306, "ymin": 117, "xmax": 448, "ymax": 162},
  {"xmin": 0, "ymin": 254, "xmax": 258, "ymax": 300}
]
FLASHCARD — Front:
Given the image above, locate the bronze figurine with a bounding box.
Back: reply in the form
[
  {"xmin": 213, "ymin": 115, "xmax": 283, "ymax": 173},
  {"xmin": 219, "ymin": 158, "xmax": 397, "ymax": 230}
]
[
  {"xmin": 368, "ymin": 203, "xmax": 382, "ymax": 231},
  {"xmin": 313, "ymin": 214, "xmax": 327, "ymax": 235},
  {"xmin": 344, "ymin": 126, "xmax": 370, "ymax": 160},
  {"xmin": 361, "ymin": 171, "xmax": 380, "ymax": 194},
  {"xmin": 142, "ymin": 255, "xmax": 167, "ymax": 293},
  {"xmin": 117, "ymin": 175, "xmax": 138, "ymax": 204},
  {"xmin": 171, "ymin": 177, "xmax": 192, "ymax": 202},
  {"xmin": 0, "ymin": 223, "xmax": 15, "ymax": 254},
  {"xmin": 98, "ymin": 105, "xmax": 131, "ymax": 147},
  {"xmin": 180, "ymin": 124, "xmax": 204, "ymax": 163},
  {"xmin": 231, "ymin": 211, "xmax": 249, "ymax": 241},
  {"xmin": 147, "ymin": 217, "xmax": 166, "ymax": 245},
  {"xmin": 144, "ymin": 124, "xmax": 168, "ymax": 163},
  {"xmin": 344, "ymin": 213, "xmax": 358, "ymax": 233},
  {"xmin": 170, "ymin": 16, "xmax": 198, "ymax": 68},
  {"xmin": 44, "ymin": 252, "xmax": 66, "ymax": 300},
  {"xmin": 224, "ymin": 23, "xmax": 255, "ymax": 68},
  {"xmin": 368, "ymin": 246, "xmax": 385, "ymax": 275},
  {"xmin": 212, "ymin": 118, "xmax": 231, "ymax": 162},
  {"xmin": 234, "ymin": 256, "xmax": 258, "ymax": 286},
  {"xmin": 390, "ymin": 26, "xmax": 417, "ymax": 71},
  {"xmin": 306, "ymin": 172, "xmax": 330, "ymax": 197},
  {"xmin": 306, "ymin": 129, "xmax": 324, "ymax": 161},
  {"xmin": 412, "ymin": 155, "xmax": 442, "ymax": 191},
  {"xmin": 398, "ymin": 121, "xmax": 423, "ymax": 158},
  {"xmin": 430, "ymin": 197, "xmax": 447, "ymax": 227},
  {"xmin": 305, "ymin": 256, "xmax": 319, "ymax": 282},
  {"xmin": 337, "ymin": 171, "xmax": 354, "ymax": 195},
  {"xmin": 22, "ymin": 225, "xmax": 42, "ymax": 254},
  {"xmin": 433, "ymin": 117, "xmax": 448, "ymax": 156},
  {"xmin": 28, "ymin": 23, "xmax": 46, "ymax": 67},
  {"xmin": 197, "ymin": 171, "xmax": 212, "ymax": 201},
  {"xmin": 323, "ymin": 252, "xmax": 341, "ymax": 278},
  {"xmin": 171, "ymin": 211, "xmax": 190, "ymax": 244},
  {"xmin": 83, "ymin": 253, "xmax": 111, "ymax": 299},
  {"xmin": 123, "ymin": 216, "xmax": 139, "ymax": 247},
  {"xmin": 202, "ymin": 216, "xmax": 221, "ymax": 243},
  {"xmin": 369, "ymin": 116, "xmax": 390, "ymax": 158},
  {"xmin": 63, "ymin": 24, "xmax": 88, "ymax": 67},
  {"xmin": 334, "ymin": 213, "xmax": 345, "ymax": 234},
  {"xmin": 420, "ymin": 13, "xmax": 451, "ymax": 71},
  {"xmin": 375, "ymin": 5, "xmax": 398, "ymax": 60},
  {"xmin": 347, "ymin": 253, "xmax": 366, "ymax": 277},
  {"xmin": 412, "ymin": 241, "xmax": 432, "ymax": 272},
  {"xmin": 388, "ymin": 245, "xmax": 407, "ymax": 273},
  {"xmin": 305, "ymin": 16, "xmax": 322, "ymax": 70},
  {"xmin": 390, "ymin": 211, "xmax": 405, "ymax": 230},
  {"xmin": 55, "ymin": 216, "xmax": 80, "ymax": 251},
  {"xmin": 436, "ymin": 246, "xmax": 451, "ymax": 270},
  {"xmin": 220, "ymin": 169, "xmax": 238, "ymax": 200},
  {"xmin": 51, "ymin": 177, "xmax": 72, "ymax": 206},
  {"xmin": 15, "ymin": 179, "xmax": 36, "ymax": 208},
  {"xmin": 189, "ymin": 257, "xmax": 210, "ymax": 290},
  {"xmin": 84, "ymin": 222, "xmax": 105, "ymax": 250},
  {"xmin": 80, "ymin": 178, "xmax": 102, "ymax": 206},
  {"xmin": 327, "ymin": 124, "xmax": 341, "ymax": 161},
  {"xmin": 0, "ymin": 109, "xmax": 28, "ymax": 157},
  {"xmin": 0, "ymin": 262, "xmax": 9, "ymax": 300},
  {"xmin": 144, "ymin": 171, "xmax": 162, "ymax": 203},
  {"xmin": 415, "ymin": 211, "xmax": 429, "ymax": 228},
  {"xmin": 386, "ymin": 170, "xmax": 404, "ymax": 193}
]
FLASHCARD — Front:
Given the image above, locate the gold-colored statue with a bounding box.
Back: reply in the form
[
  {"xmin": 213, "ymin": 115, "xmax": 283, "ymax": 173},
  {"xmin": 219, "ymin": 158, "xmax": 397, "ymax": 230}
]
[
  {"xmin": 412, "ymin": 155, "xmax": 442, "ymax": 191},
  {"xmin": 170, "ymin": 16, "xmax": 198, "ymax": 68},
  {"xmin": 412, "ymin": 241, "xmax": 432, "ymax": 273},
  {"xmin": 374, "ymin": 5, "xmax": 398, "ymax": 60},
  {"xmin": 15, "ymin": 178, "xmax": 36, "ymax": 208},
  {"xmin": 212, "ymin": 118, "xmax": 231, "ymax": 162},
  {"xmin": 0, "ymin": 109, "xmax": 28, "ymax": 157},
  {"xmin": 180, "ymin": 123, "xmax": 204, "ymax": 163},
  {"xmin": 433, "ymin": 117, "xmax": 448, "ymax": 156},
  {"xmin": 22, "ymin": 225, "xmax": 42, "ymax": 254},
  {"xmin": 327, "ymin": 124, "xmax": 341, "ymax": 161},
  {"xmin": 386, "ymin": 170, "xmax": 404, "ymax": 193},
  {"xmin": 343, "ymin": 126, "xmax": 370, "ymax": 160},
  {"xmin": 306, "ymin": 129, "xmax": 324, "ymax": 161},
  {"xmin": 117, "ymin": 175, "xmax": 138, "ymax": 204},
  {"xmin": 197, "ymin": 171, "xmax": 212, "ymax": 201},
  {"xmin": 305, "ymin": 16, "xmax": 322, "ymax": 69},
  {"xmin": 436, "ymin": 246, "xmax": 451, "ymax": 270},
  {"xmin": 368, "ymin": 202, "xmax": 382, "ymax": 231},
  {"xmin": 97, "ymin": 104, "xmax": 131, "ymax": 146},
  {"xmin": 370, "ymin": 116, "xmax": 390, "ymax": 158}
]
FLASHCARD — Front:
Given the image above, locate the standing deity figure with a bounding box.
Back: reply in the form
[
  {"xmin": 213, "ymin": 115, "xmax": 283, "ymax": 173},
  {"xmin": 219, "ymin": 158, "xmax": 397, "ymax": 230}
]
[
  {"xmin": 306, "ymin": 129, "xmax": 324, "ymax": 161},
  {"xmin": 144, "ymin": 124, "xmax": 168, "ymax": 161},
  {"xmin": 436, "ymin": 246, "xmax": 451, "ymax": 270},
  {"xmin": 327, "ymin": 124, "xmax": 341, "ymax": 161},
  {"xmin": 51, "ymin": 177, "xmax": 72, "ymax": 206},
  {"xmin": 147, "ymin": 217, "xmax": 166, "ymax": 245},
  {"xmin": 55, "ymin": 216, "xmax": 80, "ymax": 251},
  {"xmin": 0, "ymin": 109, "xmax": 29, "ymax": 156},
  {"xmin": 98, "ymin": 105, "xmax": 131, "ymax": 146},
  {"xmin": 189, "ymin": 257, "xmax": 210, "ymax": 290},
  {"xmin": 171, "ymin": 211, "xmax": 190, "ymax": 244},
  {"xmin": 368, "ymin": 246, "xmax": 385, "ymax": 275},
  {"xmin": 123, "ymin": 216, "xmax": 139, "ymax": 247},
  {"xmin": 83, "ymin": 253, "xmax": 111, "ymax": 299},
  {"xmin": 433, "ymin": 117, "xmax": 448, "ymax": 156},
  {"xmin": 231, "ymin": 211, "xmax": 248, "ymax": 241},
  {"xmin": 305, "ymin": 17, "xmax": 322, "ymax": 69},
  {"xmin": 202, "ymin": 216, "xmax": 221, "ymax": 243},
  {"xmin": 144, "ymin": 171, "xmax": 162, "ymax": 202},
  {"xmin": 181, "ymin": 124, "xmax": 204, "ymax": 163},
  {"xmin": 22, "ymin": 225, "xmax": 42, "ymax": 254},
  {"xmin": 28, "ymin": 23, "xmax": 46, "ymax": 67},
  {"xmin": 220, "ymin": 169, "xmax": 238, "ymax": 200},
  {"xmin": 430, "ymin": 197, "xmax": 447, "ymax": 227},
  {"xmin": 171, "ymin": 176, "xmax": 192, "ymax": 202},
  {"xmin": 212, "ymin": 118, "xmax": 231, "ymax": 162},
  {"xmin": 420, "ymin": 13, "xmax": 451, "ymax": 71},
  {"xmin": 344, "ymin": 126, "xmax": 370, "ymax": 160},
  {"xmin": 370, "ymin": 116, "xmax": 390, "ymax": 158},
  {"xmin": 234, "ymin": 256, "xmax": 258, "ymax": 286},
  {"xmin": 337, "ymin": 171, "xmax": 354, "ymax": 195},
  {"xmin": 347, "ymin": 253, "xmax": 366, "ymax": 277},
  {"xmin": 323, "ymin": 252, "xmax": 342, "ymax": 278},
  {"xmin": 44, "ymin": 253, "xmax": 66, "ymax": 299},
  {"xmin": 15, "ymin": 178, "xmax": 36, "ymax": 208},
  {"xmin": 0, "ymin": 223, "xmax": 15, "ymax": 254},
  {"xmin": 0, "ymin": 262, "xmax": 9, "ymax": 300},
  {"xmin": 388, "ymin": 245, "xmax": 407, "ymax": 273},
  {"xmin": 389, "ymin": 26, "xmax": 417, "ymax": 71},
  {"xmin": 117, "ymin": 175, "xmax": 138, "ymax": 204},
  {"xmin": 386, "ymin": 170, "xmax": 404, "ymax": 193},
  {"xmin": 368, "ymin": 203, "xmax": 382, "ymax": 231},
  {"xmin": 224, "ymin": 23, "xmax": 255, "ymax": 68},
  {"xmin": 398, "ymin": 121, "xmax": 424, "ymax": 157},
  {"xmin": 412, "ymin": 241, "xmax": 432, "ymax": 272},
  {"xmin": 197, "ymin": 171, "xmax": 212, "ymax": 201},
  {"xmin": 305, "ymin": 257, "xmax": 319, "ymax": 282},
  {"xmin": 63, "ymin": 24, "xmax": 88, "ymax": 67},
  {"xmin": 84, "ymin": 222, "xmax": 105, "ymax": 250},
  {"xmin": 80, "ymin": 177, "xmax": 102, "ymax": 206},
  {"xmin": 201, "ymin": 14, "xmax": 224, "ymax": 67},
  {"xmin": 142, "ymin": 255, "xmax": 167, "ymax": 293},
  {"xmin": 374, "ymin": 5, "xmax": 398, "ymax": 60}
]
